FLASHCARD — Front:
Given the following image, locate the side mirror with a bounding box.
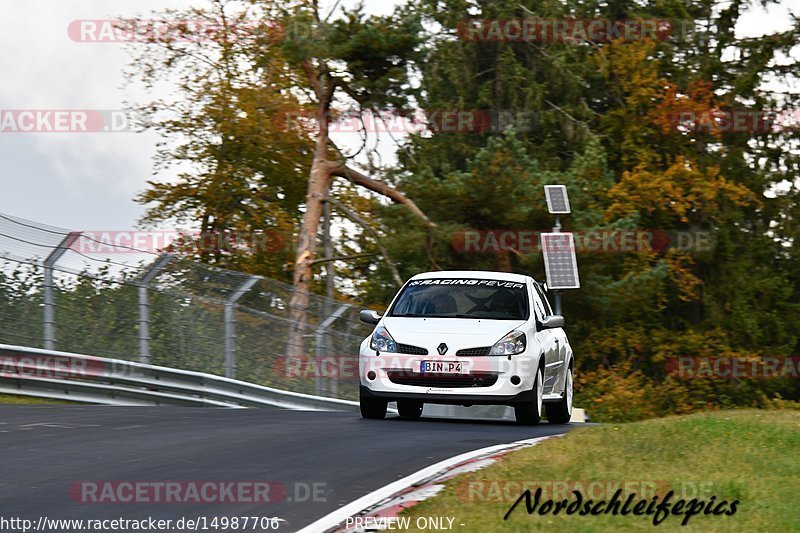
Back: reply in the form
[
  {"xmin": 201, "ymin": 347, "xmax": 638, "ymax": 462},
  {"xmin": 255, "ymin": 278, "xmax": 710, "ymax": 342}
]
[
  {"xmin": 540, "ymin": 315, "xmax": 565, "ymax": 329},
  {"xmin": 359, "ymin": 309, "xmax": 382, "ymax": 325}
]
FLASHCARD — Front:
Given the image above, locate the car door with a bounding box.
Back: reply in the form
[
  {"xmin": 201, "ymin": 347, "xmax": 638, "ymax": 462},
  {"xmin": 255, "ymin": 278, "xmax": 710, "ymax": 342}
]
[
  {"xmin": 535, "ymin": 283, "xmax": 568, "ymax": 392},
  {"xmin": 530, "ymin": 282, "xmax": 560, "ymax": 394}
]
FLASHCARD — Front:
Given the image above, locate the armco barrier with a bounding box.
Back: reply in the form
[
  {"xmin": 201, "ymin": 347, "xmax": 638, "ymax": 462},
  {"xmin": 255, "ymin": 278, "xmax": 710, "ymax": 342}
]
[
  {"xmin": 0, "ymin": 343, "xmax": 360, "ymax": 411},
  {"xmin": 0, "ymin": 343, "xmax": 583, "ymax": 421}
]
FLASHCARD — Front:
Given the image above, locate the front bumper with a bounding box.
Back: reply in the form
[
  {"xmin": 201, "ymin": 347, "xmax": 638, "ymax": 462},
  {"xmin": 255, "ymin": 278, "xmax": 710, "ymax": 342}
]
[
  {"xmin": 358, "ymin": 347, "xmax": 541, "ymax": 405},
  {"xmin": 360, "ymin": 385, "xmax": 536, "ymax": 406}
]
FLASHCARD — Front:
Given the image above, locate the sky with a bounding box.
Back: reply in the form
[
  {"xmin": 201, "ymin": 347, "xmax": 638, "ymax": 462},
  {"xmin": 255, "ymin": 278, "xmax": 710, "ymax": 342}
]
[{"xmin": 0, "ymin": 0, "xmax": 796, "ymax": 233}]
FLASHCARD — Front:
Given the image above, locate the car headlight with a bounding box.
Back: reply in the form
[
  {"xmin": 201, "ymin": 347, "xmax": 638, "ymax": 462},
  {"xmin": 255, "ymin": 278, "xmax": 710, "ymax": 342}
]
[
  {"xmin": 489, "ymin": 330, "xmax": 526, "ymax": 356},
  {"xmin": 370, "ymin": 325, "xmax": 397, "ymax": 353}
]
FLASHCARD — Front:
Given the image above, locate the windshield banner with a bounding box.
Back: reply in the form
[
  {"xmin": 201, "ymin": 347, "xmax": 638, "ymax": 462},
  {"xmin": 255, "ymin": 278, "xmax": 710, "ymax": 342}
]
[{"xmin": 408, "ymin": 279, "xmax": 525, "ymax": 289}]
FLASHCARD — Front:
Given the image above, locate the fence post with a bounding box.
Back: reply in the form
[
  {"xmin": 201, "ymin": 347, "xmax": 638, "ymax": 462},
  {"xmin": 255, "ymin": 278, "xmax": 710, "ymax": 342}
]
[
  {"xmin": 43, "ymin": 232, "xmax": 81, "ymax": 350},
  {"xmin": 137, "ymin": 254, "xmax": 174, "ymax": 364},
  {"xmin": 224, "ymin": 275, "xmax": 260, "ymax": 379},
  {"xmin": 315, "ymin": 304, "xmax": 349, "ymax": 396}
]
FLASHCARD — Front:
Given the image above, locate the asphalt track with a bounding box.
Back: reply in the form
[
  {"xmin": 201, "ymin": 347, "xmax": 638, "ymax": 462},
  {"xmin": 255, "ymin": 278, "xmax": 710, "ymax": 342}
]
[{"xmin": 0, "ymin": 407, "xmax": 574, "ymax": 531}]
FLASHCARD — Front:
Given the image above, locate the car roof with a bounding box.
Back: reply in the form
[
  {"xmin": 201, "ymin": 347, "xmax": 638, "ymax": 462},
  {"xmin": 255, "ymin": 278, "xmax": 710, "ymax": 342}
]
[{"xmin": 409, "ymin": 270, "xmax": 533, "ymax": 284}]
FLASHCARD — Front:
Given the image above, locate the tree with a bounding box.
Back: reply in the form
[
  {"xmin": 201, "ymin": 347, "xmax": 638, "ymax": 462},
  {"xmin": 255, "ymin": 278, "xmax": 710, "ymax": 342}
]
[
  {"xmin": 123, "ymin": 0, "xmax": 800, "ymax": 416},
  {"xmin": 261, "ymin": 1, "xmax": 438, "ymax": 355},
  {"xmin": 128, "ymin": 1, "xmax": 439, "ymax": 355},
  {"xmin": 370, "ymin": 0, "xmax": 800, "ymax": 417},
  {"xmin": 126, "ymin": 0, "xmax": 313, "ymax": 280}
]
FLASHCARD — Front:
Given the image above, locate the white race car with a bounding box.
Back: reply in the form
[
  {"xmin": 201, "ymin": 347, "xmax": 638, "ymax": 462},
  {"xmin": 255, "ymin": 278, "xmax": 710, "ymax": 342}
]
[{"xmin": 358, "ymin": 271, "xmax": 573, "ymax": 425}]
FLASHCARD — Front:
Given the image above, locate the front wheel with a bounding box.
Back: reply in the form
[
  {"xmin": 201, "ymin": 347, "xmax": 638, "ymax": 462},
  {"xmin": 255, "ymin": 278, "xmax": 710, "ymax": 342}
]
[
  {"xmin": 545, "ymin": 365, "xmax": 573, "ymax": 424},
  {"xmin": 397, "ymin": 400, "xmax": 423, "ymax": 419},
  {"xmin": 514, "ymin": 367, "xmax": 543, "ymax": 425},
  {"xmin": 360, "ymin": 390, "xmax": 387, "ymax": 419}
]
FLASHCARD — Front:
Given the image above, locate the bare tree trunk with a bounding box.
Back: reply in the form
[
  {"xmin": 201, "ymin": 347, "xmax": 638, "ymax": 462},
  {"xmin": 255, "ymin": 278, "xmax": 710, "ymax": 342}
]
[
  {"xmin": 286, "ymin": 62, "xmax": 437, "ymax": 358},
  {"xmin": 287, "ymin": 126, "xmax": 331, "ymax": 357}
]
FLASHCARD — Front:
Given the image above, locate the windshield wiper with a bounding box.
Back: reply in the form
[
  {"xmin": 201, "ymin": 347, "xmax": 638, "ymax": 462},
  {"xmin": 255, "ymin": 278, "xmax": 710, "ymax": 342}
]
[
  {"xmin": 392, "ymin": 313, "xmax": 482, "ymax": 319},
  {"xmin": 391, "ymin": 313, "xmax": 518, "ymax": 319}
]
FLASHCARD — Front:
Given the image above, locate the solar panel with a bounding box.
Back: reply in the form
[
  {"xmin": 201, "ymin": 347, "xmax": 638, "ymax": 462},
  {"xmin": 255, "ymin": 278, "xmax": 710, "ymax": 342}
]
[
  {"xmin": 544, "ymin": 185, "xmax": 571, "ymax": 214},
  {"xmin": 541, "ymin": 232, "xmax": 580, "ymax": 289}
]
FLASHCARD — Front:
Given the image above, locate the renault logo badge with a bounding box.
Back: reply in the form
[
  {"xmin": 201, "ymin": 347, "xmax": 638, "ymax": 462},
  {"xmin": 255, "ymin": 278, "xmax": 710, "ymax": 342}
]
[{"xmin": 437, "ymin": 343, "xmax": 448, "ymax": 355}]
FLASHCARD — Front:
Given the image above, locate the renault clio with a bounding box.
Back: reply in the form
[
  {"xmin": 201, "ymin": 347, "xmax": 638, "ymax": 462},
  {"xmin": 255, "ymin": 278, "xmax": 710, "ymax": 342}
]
[{"xmin": 358, "ymin": 271, "xmax": 573, "ymax": 425}]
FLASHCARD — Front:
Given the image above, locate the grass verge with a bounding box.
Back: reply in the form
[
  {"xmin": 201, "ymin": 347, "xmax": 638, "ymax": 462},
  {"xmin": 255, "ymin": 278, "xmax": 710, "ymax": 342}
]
[
  {"xmin": 0, "ymin": 393, "xmax": 75, "ymax": 404},
  {"xmin": 401, "ymin": 409, "xmax": 800, "ymax": 531}
]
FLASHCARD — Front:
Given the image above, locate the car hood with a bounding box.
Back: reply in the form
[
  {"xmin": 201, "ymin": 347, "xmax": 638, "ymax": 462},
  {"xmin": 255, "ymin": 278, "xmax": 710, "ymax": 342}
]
[{"xmin": 381, "ymin": 317, "xmax": 525, "ymax": 340}]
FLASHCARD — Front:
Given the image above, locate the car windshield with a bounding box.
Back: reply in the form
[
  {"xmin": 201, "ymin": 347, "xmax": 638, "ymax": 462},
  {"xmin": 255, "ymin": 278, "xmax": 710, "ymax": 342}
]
[{"xmin": 389, "ymin": 278, "xmax": 529, "ymax": 320}]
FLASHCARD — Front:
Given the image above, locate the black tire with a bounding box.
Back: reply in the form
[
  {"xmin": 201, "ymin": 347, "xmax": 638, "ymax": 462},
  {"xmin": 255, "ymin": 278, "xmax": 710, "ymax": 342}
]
[
  {"xmin": 546, "ymin": 365, "xmax": 573, "ymax": 424},
  {"xmin": 514, "ymin": 367, "xmax": 544, "ymax": 425},
  {"xmin": 360, "ymin": 391, "xmax": 387, "ymax": 419},
  {"xmin": 397, "ymin": 400, "xmax": 423, "ymax": 419}
]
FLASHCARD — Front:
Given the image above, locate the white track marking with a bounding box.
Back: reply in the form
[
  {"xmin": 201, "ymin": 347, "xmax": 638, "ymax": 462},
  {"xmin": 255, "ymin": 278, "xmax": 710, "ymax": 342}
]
[{"xmin": 297, "ymin": 435, "xmax": 555, "ymax": 533}]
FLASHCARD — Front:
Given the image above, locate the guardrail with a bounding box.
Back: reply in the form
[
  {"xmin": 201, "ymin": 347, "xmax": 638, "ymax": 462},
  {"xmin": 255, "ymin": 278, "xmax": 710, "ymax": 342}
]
[
  {"xmin": 0, "ymin": 343, "xmax": 360, "ymax": 411},
  {"xmin": 0, "ymin": 344, "xmax": 583, "ymax": 421}
]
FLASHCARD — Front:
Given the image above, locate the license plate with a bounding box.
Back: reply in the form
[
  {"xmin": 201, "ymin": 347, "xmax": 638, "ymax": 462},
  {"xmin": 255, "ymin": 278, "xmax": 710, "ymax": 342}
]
[{"xmin": 420, "ymin": 361, "xmax": 469, "ymax": 374}]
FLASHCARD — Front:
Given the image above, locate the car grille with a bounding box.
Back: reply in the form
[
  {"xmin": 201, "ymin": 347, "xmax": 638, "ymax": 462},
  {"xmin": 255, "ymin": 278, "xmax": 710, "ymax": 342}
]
[
  {"xmin": 387, "ymin": 371, "xmax": 498, "ymax": 388},
  {"xmin": 456, "ymin": 346, "xmax": 492, "ymax": 357},
  {"xmin": 397, "ymin": 343, "xmax": 429, "ymax": 355}
]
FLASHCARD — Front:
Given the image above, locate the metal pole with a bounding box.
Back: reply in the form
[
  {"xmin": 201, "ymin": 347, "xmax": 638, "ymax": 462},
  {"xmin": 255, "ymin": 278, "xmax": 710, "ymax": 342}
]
[
  {"xmin": 321, "ymin": 201, "xmax": 335, "ymax": 393},
  {"xmin": 315, "ymin": 304, "xmax": 349, "ymax": 396},
  {"xmin": 323, "ymin": 201, "xmax": 335, "ymax": 302},
  {"xmin": 552, "ymin": 217, "xmax": 562, "ymax": 316},
  {"xmin": 138, "ymin": 285, "xmax": 150, "ymax": 364},
  {"xmin": 43, "ymin": 268, "xmax": 54, "ymax": 350},
  {"xmin": 43, "ymin": 232, "xmax": 81, "ymax": 350},
  {"xmin": 137, "ymin": 254, "xmax": 175, "ymax": 364},
  {"xmin": 224, "ymin": 275, "xmax": 260, "ymax": 379}
]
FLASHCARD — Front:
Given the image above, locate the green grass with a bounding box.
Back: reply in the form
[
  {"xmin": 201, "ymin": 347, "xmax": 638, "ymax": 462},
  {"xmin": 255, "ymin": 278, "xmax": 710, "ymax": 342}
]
[
  {"xmin": 0, "ymin": 393, "xmax": 75, "ymax": 405},
  {"xmin": 401, "ymin": 410, "xmax": 800, "ymax": 531}
]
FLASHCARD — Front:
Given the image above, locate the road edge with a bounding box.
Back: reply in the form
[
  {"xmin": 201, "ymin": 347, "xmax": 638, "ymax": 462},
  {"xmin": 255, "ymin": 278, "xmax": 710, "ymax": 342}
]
[{"xmin": 297, "ymin": 434, "xmax": 559, "ymax": 533}]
